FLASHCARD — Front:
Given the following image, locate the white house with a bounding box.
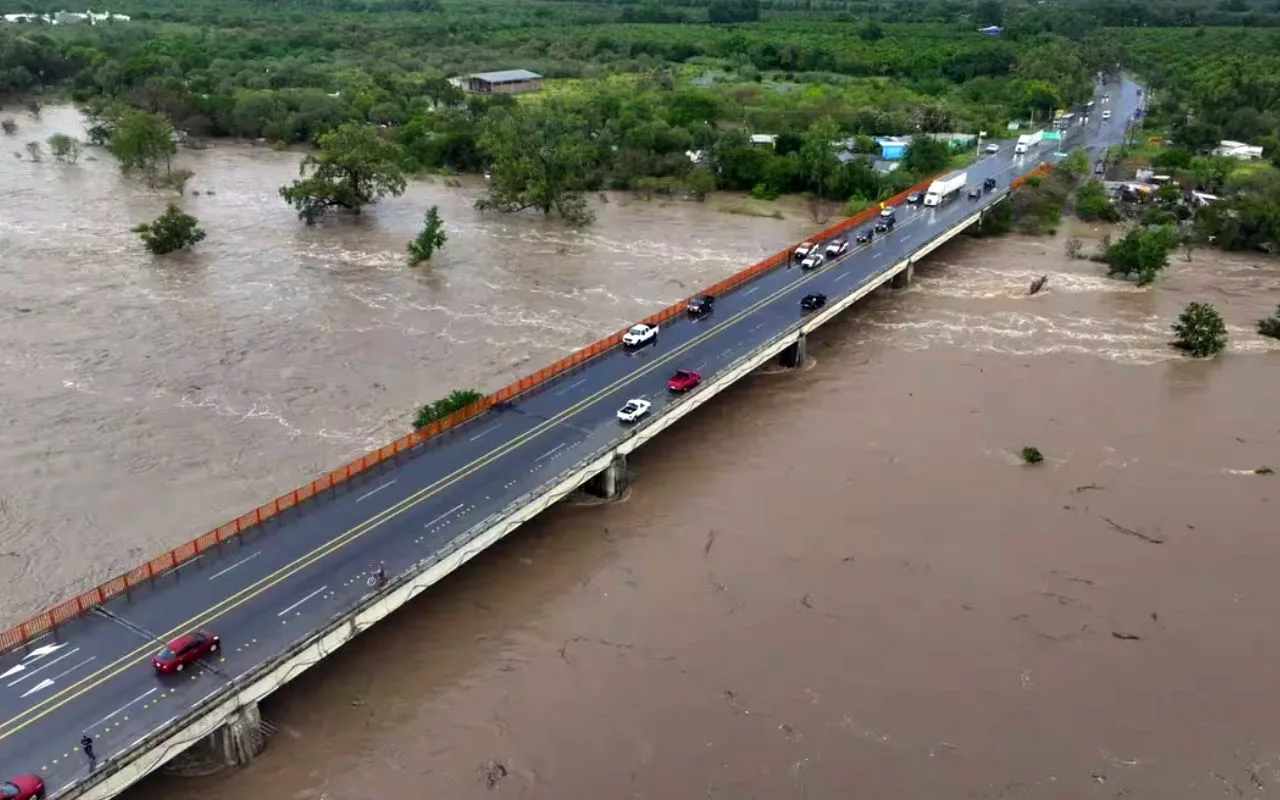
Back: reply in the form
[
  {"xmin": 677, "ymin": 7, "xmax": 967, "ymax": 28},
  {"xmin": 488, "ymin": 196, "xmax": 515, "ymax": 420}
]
[{"xmin": 1215, "ymin": 140, "xmax": 1264, "ymax": 160}]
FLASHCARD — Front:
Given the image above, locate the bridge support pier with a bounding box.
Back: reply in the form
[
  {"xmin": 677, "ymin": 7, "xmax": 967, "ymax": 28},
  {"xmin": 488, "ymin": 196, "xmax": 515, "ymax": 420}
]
[
  {"xmin": 891, "ymin": 261, "xmax": 914, "ymax": 289},
  {"xmin": 584, "ymin": 454, "xmax": 628, "ymax": 500},
  {"xmin": 778, "ymin": 334, "xmax": 807, "ymax": 369},
  {"xmin": 164, "ymin": 702, "xmax": 269, "ymax": 777}
]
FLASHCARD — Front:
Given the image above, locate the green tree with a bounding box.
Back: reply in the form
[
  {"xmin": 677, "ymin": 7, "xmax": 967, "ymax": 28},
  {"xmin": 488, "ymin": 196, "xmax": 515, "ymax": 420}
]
[
  {"xmin": 1103, "ymin": 226, "xmax": 1179, "ymax": 285},
  {"xmin": 1075, "ymin": 181, "xmax": 1119, "ymax": 221},
  {"xmin": 685, "ymin": 166, "xmax": 716, "ymax": 200},
  {"xmin": 1257, "ymin": 304, "xmax": 1280, "ymax": 340},
  {"xmin": 133, "ymin": 203, "xmax": 206, "ymax": 255},
  {"xmin": 477, "ymin": 105, "xmax": 595, "ymax": 227},
  {"xmin": 407, "ymin": 206, "xmax": 448, "ymax": 265},
  {"xmin": 1171, "ymin": 301, "xmax": 1228, "ymax": 358},
  {"xmin": 110, "ymin": 109, "xmax": 176, "ymax": 177},
  {"xmin": 901, "ymin": 136, "xmax": 951, "ymax": 177},
  {"xmin": 414, "ymin": 389, "xmax": 484, "ymax": 429},
  {"xmin": 47, "ymin": 133, "xmax": 80, "ymax": 164},
  {"xmin": 280, "ymin": 122, "xmax": 406, "ymax": 225},
  {"xmin": 799, "ymin": 117, "xmax": 842, "ymax": 200},
  {"xmin": 1058, "ymin": 149, "xmax": 1090, "ymax": 181}
]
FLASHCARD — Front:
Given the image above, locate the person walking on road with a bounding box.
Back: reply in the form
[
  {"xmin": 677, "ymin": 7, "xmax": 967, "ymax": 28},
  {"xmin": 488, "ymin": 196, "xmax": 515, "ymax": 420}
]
[{"xmin": 81, "ymin": 734, "xmax": 96, "ymax": 770}]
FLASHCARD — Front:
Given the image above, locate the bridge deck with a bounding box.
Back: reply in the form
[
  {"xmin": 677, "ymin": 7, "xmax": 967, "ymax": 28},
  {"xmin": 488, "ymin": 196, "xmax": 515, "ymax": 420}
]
[{"xmin": 0, "ymin": 79, "xmax": 1142, "ymax": 799}]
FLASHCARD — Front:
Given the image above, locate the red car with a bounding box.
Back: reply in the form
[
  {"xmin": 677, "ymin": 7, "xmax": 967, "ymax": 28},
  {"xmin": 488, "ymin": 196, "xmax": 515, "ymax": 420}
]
[
  {"xmin": 152, "ymin": 631, "xmax": 220, "ymax": 674},
  {"xmin": 0, "ymin": 775, "xmax": 45, "ymax": 800},
  {"xmin": 667, "ymin": 369, "xmax": 702, "ymax": 393}
]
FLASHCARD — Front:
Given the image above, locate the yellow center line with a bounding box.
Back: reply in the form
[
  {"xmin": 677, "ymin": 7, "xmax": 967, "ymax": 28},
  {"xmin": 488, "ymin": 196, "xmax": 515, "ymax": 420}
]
[{"xmin": 0, "ymin": 231, "xmax": 870, "ymax": 741}]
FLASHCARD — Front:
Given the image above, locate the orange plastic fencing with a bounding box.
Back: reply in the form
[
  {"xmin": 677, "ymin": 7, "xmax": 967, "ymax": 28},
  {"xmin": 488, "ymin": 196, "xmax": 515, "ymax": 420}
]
[{"xmin": 0, "ymin": 170, "xmax": 964, "ymax": 656}]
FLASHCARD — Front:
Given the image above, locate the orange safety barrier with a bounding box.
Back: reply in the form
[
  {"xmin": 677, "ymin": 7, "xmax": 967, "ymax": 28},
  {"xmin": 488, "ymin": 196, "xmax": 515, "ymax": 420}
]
[
  {"xmin": 1010, "ymin": 163, "xmax": 1053, "ymax": 189},
  {"xmin": 0, "ymin": 169, "xmax": 970, "ymax": 656}
]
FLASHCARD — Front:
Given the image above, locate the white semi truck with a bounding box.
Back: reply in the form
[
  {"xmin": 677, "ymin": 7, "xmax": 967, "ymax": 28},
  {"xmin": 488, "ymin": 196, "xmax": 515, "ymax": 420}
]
[
  {"xmin": 1014, "ymin": 129, "xmax": 1044, "ymax": 154},
  {"xmin": 923, "ymin": 171, "xmax": 968, "ymax": 207}
]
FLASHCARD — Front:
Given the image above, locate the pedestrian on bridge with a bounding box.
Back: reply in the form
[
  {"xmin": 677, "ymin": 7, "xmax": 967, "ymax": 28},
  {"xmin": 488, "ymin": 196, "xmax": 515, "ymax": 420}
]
[{"xmin": 81, "ymin": 734, "xmax": 96, "ymax": 769}]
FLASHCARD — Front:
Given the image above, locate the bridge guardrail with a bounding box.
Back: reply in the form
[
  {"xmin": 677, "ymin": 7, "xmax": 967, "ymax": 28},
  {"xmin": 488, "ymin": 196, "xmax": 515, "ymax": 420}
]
[{"xmin": 0, "ymin": 172, "xmax": 949, "ymax": 655}]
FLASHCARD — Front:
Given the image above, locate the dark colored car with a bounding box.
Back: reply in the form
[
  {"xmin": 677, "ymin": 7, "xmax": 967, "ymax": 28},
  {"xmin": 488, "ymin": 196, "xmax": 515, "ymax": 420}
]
[
  {"xmin": 800, "ymin": 293, "xmax": 827, "ymax": 312},
  {"xmin": 855, "ymin": 229, "xmax": 874, "ymax": 245},
  {"xmin": 874, "ymin": 217, "xmax": 895, "ymax": 233},
  {"xmin": 983, "ymin": 177, "xmax": 997, "ymax": 191},
  {"xmin": 0, "ymin": 775, "xmax": 44, "ymax": 800},
  {"xmin": 906, "ymin": 192, "xmax": 923, "ymax": 205},
  {"xmin": 153, "ymin": 631, "xmax": 220, "ymax": 674},
  {"xmin": 687, "ymin": 295, "xmax": 715, "ymax": 316},
  {"xmin": 967, "ymin": 187, "xmax": 982, "ymax": 200},
  {"xmin": 667, "ymin": 369, "xmax": 702, "ymax": 393}
]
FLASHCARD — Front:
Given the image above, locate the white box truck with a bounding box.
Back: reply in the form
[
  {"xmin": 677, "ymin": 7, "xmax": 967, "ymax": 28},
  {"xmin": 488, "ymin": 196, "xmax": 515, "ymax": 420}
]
[
  {"xmin": 1014, "ymin": 130, "xmax": 1044, "ymax": 154},
  {"xmin": 923, "ymin": 171, "xmax": 967, "ymax": 207}
]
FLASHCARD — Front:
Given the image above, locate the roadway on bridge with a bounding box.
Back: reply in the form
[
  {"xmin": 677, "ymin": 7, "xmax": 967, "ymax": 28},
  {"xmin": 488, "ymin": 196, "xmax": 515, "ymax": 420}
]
[{"xmin": 0, "ymin": 79, "xmax": 1143, "ymax": 796}]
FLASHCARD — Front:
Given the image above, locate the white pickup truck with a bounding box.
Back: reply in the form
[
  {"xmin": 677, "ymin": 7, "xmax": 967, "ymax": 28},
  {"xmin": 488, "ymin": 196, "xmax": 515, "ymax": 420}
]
[{"xmin": 622, "ymin": 323, "xmax": 658, "ymax": 348}]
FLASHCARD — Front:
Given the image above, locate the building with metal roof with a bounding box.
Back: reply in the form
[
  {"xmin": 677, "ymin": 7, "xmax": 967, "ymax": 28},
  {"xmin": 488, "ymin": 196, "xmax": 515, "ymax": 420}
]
[{"xmin": 466, "ymin": 70, "xmax": 543, "ymax": 95}]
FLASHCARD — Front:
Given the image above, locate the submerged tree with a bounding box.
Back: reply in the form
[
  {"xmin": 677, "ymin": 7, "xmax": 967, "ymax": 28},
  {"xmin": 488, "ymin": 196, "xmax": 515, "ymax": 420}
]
[
  {"xmin": 280, "ymin": 122, "xmax": 406, "ymax": 225},
  {"xmin": 1171, "ymin": 301, "xmax": 1228, "ymax": 358},
  {"xmin": 47, "ymin": 133, "xmax": 81, "ymax": 164},
  {"xmin": 407, "ymin": 205, "xmax": 448, "ymax": 265},
  {"xmin": 1, "ymin": 118, "xmax": 16, "ymax": 135},
  {"xmin": 1257, "ymin": 304, "xmax": 1280, "ymax": 340},
  {"xmin": 133, "ymin": 203, "xmax": 206, "ymax": 255},
  {"xmin": 1020, "ymin": 446, "xmax": 1045, "ymax": 465},
  {"xmin": 110, "ymin": 109, "xmax": 177, "ymax": 177},
  {"xmin": 24, "ymin": 141, "xmax": 42, "ymax": 161},
  {"xmin": 477, "ymin": 104, "xmax": 595, "ymax": 227},
  {"xmin": 1103, "ymin": 226, "xmax": 1179, "ymax": 285}
]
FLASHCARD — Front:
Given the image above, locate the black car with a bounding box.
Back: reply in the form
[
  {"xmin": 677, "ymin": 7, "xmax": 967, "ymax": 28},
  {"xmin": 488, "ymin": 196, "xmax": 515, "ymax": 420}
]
[
  {"xmin": 687, "ymin": 295, "xmax": 715, "ymax": 316},
  {"xmin": 874, "ymin": 217, "xmax": 895, "ymax": 233},
  {"xmin": 983, "ymin": 177, "xmax": 997, "ymax": 192},
  {"xmin": 906, "ymin": 192, "xmax": 923, "ymax": 205},
  {"xmin": 855, "ymin": 228, "xmax": 874, "ymax": 245},
  {"xmin": 800, "ymin": 292, "xmax": 827, "ymax": 311},
  {"xmin": 967, "ymin": 187, "xmax": 982, "ymax": 200}
]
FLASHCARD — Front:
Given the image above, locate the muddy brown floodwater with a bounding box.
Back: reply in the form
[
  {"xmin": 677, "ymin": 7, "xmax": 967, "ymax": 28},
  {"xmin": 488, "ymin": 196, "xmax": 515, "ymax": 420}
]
[{"xmin": 7, "ymin": 107, "xmax": 1280, "ymax": 800}]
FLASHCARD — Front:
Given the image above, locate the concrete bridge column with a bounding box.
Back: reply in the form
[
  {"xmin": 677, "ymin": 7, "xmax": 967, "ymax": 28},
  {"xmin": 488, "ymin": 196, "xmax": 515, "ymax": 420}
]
[
  {"xmin": 164, "ymin": 702, "xmax": 269, "ymax": 777},
  {"xmin": 584, "ymin": 454, "xmax": 628, "ymax": 500},
  {"xmin": 778, "ymin": 334, "xmax": 807, "ymax": 368},
  {"xmin": 891, "ymin": 261, "xmax": 914, "ymax": 289}
]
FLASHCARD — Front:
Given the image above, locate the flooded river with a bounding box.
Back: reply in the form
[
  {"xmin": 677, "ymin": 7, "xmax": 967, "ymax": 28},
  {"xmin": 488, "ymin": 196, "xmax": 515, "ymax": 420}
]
[{"xmin": 6, "ymin": 106, "xmax": 1280, "ymax": 799}]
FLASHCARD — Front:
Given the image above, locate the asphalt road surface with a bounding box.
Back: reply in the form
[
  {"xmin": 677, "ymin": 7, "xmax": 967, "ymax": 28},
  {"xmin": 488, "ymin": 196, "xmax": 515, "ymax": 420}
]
[{"xmin": 0, "ymin": 77, "xmax": 1143, "ymax": 796}]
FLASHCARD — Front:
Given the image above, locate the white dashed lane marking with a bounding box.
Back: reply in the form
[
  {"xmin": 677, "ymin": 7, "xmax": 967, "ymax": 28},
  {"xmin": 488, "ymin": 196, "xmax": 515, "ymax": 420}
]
[
  {"xmin": 276, "ymin": 586, "xmax": 327, "ymax": 618},
  {"xmin": 534, "ymin": 443, "xmax": 565, "ymax": 462},
  {"xmin": 208, "ymin": 550, "xmax": 260, "ymax": 581},
  {"xmin": 356, "ymin": 479, "xmax": 397, "ymax": 503}
]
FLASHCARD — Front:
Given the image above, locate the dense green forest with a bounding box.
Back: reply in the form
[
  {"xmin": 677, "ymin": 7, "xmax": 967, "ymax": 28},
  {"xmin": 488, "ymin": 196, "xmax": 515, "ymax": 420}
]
[{"xmin": 1, "ymin": 0, "xmax": 1278, "ymax": 245}]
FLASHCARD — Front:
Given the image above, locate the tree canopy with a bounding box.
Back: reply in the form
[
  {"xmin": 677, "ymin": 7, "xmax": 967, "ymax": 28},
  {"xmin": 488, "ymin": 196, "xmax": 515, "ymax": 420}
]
[{"xmin": 280, "ymin": 122, "xmax": 407, "ymax": 224}]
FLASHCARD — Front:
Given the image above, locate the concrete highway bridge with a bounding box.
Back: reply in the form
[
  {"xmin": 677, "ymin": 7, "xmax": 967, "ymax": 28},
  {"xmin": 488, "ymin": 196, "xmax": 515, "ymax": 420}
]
[{"xmin": 0, "ymin": 79, "xmax": 1144, "ymax": 800}]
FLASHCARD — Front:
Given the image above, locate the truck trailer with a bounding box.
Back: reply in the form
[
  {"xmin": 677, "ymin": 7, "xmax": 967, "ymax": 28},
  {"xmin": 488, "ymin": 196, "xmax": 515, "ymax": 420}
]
[
  {"xmin": 1014, "ymin": 130, "xmax": 1044, "ymax": 154},
  {"xmin": 923, "ymin": 171, "xmax": 968, "ymax": 207}
]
